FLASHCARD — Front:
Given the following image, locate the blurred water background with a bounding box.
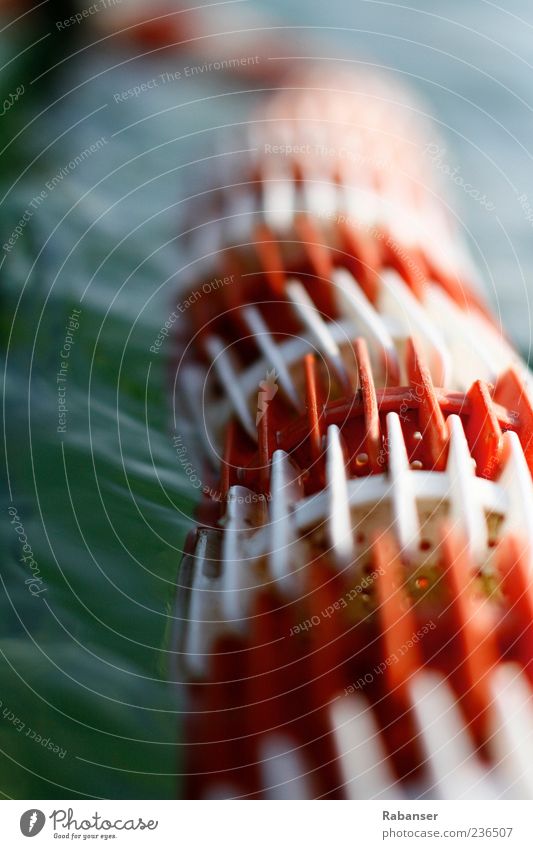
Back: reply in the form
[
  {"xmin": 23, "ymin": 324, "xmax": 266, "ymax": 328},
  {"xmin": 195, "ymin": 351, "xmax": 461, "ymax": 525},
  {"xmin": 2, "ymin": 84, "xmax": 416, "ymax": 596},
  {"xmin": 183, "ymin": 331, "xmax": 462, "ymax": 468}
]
[{"xmin": 1, "ymin": 0, "xmax": 533, "ymax": 798}]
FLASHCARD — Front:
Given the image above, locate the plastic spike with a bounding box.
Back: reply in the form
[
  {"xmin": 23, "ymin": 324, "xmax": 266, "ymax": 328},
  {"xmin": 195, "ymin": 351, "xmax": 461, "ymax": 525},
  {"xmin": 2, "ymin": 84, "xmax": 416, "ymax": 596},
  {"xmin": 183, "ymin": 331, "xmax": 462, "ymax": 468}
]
[
  {"xmin": 496, "ymin": 534, "xmax": 533, "ymax": 674},
  {"xmin": 354, "ymin": 338, "xmax": 382, "ymax": 472},
  {"xmin": 304, "ymin": 353, "xmax": 324, "ymax": 470},
  {"xmin": 465, "ymin": 380, "xmax": 503, "ymax": 479},
  {"xmin": 372, "ymin": 532, "xmax": 419, "ymax": 690},
  {"xmin": 406, "ymin": 337, "xmax": 448, "ymax": 470},
  {"xmin": 437, "ymin": 527, "xmax": 497, "ymax": 739},
  {"xmin": 494, "ymin": 367, "xmax": 533, "ymax": 471}
]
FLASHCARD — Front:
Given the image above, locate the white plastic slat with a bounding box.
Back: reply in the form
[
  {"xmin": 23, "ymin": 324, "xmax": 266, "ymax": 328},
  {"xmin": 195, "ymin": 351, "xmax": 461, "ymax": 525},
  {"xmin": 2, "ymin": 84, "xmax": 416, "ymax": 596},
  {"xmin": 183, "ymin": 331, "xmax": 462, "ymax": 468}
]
[
  {"xmin": 203, "ymin": 782, "xmax": 242, "ymax": 800},
  {"xmin": 379, "ymin": 269, "xmax": 451, "ymax": 387},
  {"xmin": 220, "ymin": 316, "xmax": 356, "ymax": 407},
  {"xmin": 498, "ymin": 431, "xmax": 533, "ymax": 550},
  {"xmin": 303, "ymin": 176, "xmax": 340, "ymax": 220},
  {"xmin": 178, "ymin": 363, "xmax": 219, "ymax": 471},
  {"xmin": 286, "ymin": 279, "xmax": 349, "ymax": 387},
  {"xmin": 332, "ymin": 267, "xmax": 399, "ymax": 375},
  {"xmin": 425, "ymin": 286, "xmax": 502, "ymax": 390},
  {"xmin": 488, "ymin": 664, "xmax": 533, "ymax": 799},
  {"xmin": 411, "ymin": 672, "xmax": 498, "ymax": 799},
  {"xmin": 387, "ymin": 412, "xmax": 420, "ymax": 555},
  {"xmin": 291, "ymin": 472, "xmax": 504, "ymax": 538},
  {"xmin": 205, "ymin": 335, "xmax": 256, "ymax": 439},
  {"xmin": 225, "ymin": 187, "xmax": 257, "ymax": 243},
  {"xmin": 446, "ymin": 415, "xmax": 487, "ymax": 559},
  {"xmin": 326, "ymin": 425, "xmax": 355, "ymax": 565},
  {"xmin": 268, "ymin": 450, "xmax": 303, "ymax": 596},
  {"xmin": 330, "ymin": 696, "xmax": 403, "ymax": 800},
  {"xmin": 259, "ymin": 735, "xmax": 314, "ymax": 800},
  {"xmin": 262, "ymin": 167, "xmax": 295, "ymax": 233},
  {"xmin": 342, "ymin": 181, "xmax": 380, "ymax": 227},
  {"xmin": 242, "ymin": 305, "xmax": 301, "ymax": 410},
  {"xmin": 183, "ymin": 531, "xmax": 220, "ymax": 677},
  {"xmin": 221, "ymin": 485, "xmax": 262, "ymax": 624}
]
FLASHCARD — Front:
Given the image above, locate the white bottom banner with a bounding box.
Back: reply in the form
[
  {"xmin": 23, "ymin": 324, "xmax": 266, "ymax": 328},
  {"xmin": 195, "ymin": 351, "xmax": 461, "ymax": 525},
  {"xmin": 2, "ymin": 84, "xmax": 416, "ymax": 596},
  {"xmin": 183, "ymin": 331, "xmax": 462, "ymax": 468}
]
[{"xmin": 1, "ymin": 800, "xmax": 531, "ymax": 847}]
